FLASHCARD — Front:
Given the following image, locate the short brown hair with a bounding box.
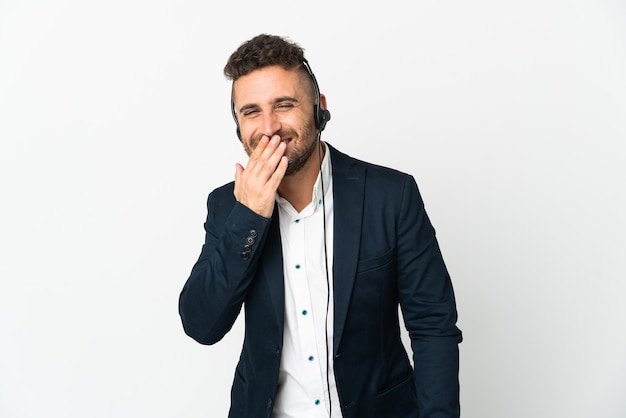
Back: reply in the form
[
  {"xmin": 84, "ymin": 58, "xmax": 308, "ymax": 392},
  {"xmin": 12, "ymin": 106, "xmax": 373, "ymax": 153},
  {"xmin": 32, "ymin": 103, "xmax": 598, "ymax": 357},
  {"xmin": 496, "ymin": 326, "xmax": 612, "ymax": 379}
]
[{"xmin": 224, "ymin": 34, "xmax": 306, "ymax": 81}]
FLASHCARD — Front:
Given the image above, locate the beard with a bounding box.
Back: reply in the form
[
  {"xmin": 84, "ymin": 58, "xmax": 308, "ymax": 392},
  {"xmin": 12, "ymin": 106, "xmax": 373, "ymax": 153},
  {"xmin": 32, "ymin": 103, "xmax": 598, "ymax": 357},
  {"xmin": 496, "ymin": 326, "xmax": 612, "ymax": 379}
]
[
  {"xmin": 245, "ymin": 119, "xmax": 319, "ymax": 176},
  {"xmin": 284, "ymin": 130, "xmax": 319, "ymax": 176}
]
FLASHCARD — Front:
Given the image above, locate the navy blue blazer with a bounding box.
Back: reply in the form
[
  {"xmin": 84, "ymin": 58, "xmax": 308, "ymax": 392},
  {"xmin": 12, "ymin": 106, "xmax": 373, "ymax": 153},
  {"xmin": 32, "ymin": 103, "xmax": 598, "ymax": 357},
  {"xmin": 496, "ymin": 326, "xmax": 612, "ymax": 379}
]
[{"xmin": 179, "ymin": 144, "xmax": 462, "ymax": 418}]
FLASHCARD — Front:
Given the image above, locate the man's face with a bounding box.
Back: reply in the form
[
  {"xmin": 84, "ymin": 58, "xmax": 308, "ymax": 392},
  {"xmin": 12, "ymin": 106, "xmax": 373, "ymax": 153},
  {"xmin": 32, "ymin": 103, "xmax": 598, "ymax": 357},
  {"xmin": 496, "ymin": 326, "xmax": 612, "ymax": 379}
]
[{"xmin": 232, "ymin": 65, "xmax": 318, "ymax": 176}]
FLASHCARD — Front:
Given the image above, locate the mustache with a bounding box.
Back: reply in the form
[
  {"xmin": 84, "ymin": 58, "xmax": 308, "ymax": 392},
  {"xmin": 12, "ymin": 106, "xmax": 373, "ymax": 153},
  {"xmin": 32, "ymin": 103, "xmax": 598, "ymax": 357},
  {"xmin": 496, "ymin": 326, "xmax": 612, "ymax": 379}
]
[{"xmin": 251, "ymin": 129, "xmax": 297, "ymax": 145}]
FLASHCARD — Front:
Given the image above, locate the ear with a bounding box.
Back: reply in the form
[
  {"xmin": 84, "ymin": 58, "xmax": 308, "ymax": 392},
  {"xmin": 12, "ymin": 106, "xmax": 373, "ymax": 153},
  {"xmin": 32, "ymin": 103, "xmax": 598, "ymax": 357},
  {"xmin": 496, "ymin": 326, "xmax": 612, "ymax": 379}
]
[{"xmin": 320, "ymin": 93, "xmax": 328, "ymax": 110}]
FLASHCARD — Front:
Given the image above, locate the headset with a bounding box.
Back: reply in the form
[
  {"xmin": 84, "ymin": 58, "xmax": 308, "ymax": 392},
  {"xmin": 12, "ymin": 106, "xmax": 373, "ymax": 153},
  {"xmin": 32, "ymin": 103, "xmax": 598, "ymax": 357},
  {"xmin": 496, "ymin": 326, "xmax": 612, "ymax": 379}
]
[{"xmin": 230, "ymin": 58, "xmax": 331, "ymax": 141}]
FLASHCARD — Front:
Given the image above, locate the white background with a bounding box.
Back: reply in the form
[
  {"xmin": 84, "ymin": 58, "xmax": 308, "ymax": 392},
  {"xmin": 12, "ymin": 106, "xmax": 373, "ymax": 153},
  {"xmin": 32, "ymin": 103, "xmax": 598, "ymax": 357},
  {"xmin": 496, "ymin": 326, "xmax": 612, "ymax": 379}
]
[{"xmin": 1, "ymin": 1, "xmax": 625, "ymax": 417}]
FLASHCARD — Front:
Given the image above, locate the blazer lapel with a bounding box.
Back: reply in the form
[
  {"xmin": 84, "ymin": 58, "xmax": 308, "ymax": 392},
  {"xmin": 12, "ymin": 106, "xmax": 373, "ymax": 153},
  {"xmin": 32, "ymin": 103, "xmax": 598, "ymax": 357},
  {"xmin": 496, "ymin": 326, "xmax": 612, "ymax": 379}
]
[
  {"xmin": 328, "ymin": 144, "xmax": 365, "ymax": 355},
  {"xmin": 261, "ymin": 210, "xmax": 285, "ymax": 328}
]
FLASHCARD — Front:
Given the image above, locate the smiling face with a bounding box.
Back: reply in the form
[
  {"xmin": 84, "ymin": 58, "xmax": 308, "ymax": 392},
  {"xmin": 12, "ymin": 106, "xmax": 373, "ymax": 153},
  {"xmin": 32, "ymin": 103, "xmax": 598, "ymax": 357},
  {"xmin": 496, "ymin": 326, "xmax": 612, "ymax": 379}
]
[{"xmin": 232, "ymin": 65, "xmax": 320, "ymax": 176}]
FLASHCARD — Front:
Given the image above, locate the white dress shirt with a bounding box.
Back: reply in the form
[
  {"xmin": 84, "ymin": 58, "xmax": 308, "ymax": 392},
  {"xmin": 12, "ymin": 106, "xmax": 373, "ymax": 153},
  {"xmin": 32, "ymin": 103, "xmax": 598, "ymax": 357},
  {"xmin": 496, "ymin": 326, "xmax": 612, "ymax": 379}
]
[{"xmin": 273, "ymin": 143, "xmax": 342, "ymax": 418}]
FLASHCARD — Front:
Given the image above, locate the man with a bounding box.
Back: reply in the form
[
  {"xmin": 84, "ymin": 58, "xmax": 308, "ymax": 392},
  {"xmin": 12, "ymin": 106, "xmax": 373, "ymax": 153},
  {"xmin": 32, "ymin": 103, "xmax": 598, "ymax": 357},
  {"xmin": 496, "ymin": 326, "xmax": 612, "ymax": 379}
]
[{"xmin": 179, "ymin": 34, "xmax": 462, "ymax": 418}]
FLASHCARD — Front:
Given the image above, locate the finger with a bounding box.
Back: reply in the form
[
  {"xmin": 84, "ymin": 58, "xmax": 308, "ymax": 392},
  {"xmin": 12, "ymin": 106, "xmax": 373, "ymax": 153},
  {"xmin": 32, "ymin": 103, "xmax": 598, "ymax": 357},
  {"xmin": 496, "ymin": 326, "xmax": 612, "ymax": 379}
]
[
  {"xmin": 263, "ymin": 139, "xmax": 287, "ymax": 173},
  {"xmin": 257, "ymin": 135, "xmax": 283, "ymax": 165},
  {"xmin": 247, "ymin": 136, "xmax": 271, "ymax": 165},
  {"xmin": 267, "ymin": 155, "xmax": 289, "ymax": 188},
  {"xmin": 248, "ymin": 135, "xmax": 285, "ymax": 178},
  {"xmin": 244, "ymin": 136, "xmax": 275, "ymax": 175}
]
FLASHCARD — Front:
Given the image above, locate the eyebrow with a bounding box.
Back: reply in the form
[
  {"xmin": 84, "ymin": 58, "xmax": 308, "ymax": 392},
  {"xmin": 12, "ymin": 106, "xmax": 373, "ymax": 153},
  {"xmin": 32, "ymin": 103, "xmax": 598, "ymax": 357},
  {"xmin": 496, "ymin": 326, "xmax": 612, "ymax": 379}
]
[{"xmin": 274, "ymin": 96, "xmax": 298, "ymax": 105}]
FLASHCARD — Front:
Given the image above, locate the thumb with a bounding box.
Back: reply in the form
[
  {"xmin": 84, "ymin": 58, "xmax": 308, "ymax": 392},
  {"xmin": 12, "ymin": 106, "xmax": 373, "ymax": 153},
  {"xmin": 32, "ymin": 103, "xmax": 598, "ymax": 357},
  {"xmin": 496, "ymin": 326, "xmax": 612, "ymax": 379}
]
[{"xmin": 234, "ymin": 163, "xmax": 244, "ymax": 184}]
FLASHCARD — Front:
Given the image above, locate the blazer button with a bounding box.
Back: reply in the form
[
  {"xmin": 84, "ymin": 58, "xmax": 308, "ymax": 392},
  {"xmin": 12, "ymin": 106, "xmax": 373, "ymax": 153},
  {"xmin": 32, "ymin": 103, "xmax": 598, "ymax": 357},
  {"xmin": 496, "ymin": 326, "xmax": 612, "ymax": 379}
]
[
  {"xmin": 246, "ymin": 236, "xmax": 255, "ymax": 245},
  {"xmin": 249, "ymin": 229, "xmax": 257, "ymax": 238},
  {"xmin": 241, "ymin": 252, "xmax": 249, "ymax": 260}
]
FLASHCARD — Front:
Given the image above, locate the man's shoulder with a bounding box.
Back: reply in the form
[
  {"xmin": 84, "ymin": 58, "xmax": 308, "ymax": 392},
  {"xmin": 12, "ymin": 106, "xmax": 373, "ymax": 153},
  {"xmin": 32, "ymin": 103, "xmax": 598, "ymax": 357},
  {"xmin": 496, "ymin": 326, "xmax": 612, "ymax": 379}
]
[
  {"xmin": 209, "ymin": 181, "xmax": 235, "ymax": 197},
  {"xmin": 206, "ymin": 181, "xmax": 236, "ymax": 209},
  {"xmin": 328, "ymin": 143, "xmax": 412, "ymax": 182}
]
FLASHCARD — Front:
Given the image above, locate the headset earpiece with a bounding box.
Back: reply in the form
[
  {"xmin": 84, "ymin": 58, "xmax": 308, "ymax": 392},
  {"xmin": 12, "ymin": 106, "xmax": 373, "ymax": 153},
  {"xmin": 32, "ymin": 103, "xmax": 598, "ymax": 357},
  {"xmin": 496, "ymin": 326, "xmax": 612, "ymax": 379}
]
[
  {"xmin": 314, "ymin": 104, "xmax": 331, "ymax": 132},
  {"xmin": 302, "ymin": 59, "xmax": 331, "ymax": 132}
]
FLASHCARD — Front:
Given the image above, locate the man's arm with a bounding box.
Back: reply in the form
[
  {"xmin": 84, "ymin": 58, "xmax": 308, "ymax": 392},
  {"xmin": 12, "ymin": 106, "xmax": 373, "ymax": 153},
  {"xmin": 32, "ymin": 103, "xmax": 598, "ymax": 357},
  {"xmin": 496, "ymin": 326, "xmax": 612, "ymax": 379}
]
[
  {"xmin": 178, "ymin": 135, "xmax": 287, "ymax": 344},
  {"xmin": 396, "ymin": 175, "xmax": 462, "ymax": 418},
  {"xmin": 179, "ymin": 196, "xmax": 271, "ymax": 344}
]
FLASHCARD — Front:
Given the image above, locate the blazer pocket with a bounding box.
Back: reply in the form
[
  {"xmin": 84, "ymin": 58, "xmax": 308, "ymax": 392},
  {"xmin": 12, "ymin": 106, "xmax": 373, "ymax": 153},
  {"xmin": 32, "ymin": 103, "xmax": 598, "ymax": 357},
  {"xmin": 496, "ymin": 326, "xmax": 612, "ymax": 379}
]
[
  {"xmin": 375, "ymin": 371, "xmax": 418, "ymax": 417},
  {"xmin": 357, "ymin": 247, "xmax": 395, "ymax": 274}
]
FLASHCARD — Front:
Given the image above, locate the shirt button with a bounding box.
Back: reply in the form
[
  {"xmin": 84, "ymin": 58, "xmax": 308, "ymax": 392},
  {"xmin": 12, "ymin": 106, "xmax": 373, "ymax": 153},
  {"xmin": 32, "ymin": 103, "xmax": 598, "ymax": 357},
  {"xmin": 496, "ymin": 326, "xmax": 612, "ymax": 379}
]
[
  {"xmin": 308, "ymin": 355, "xmax": 314, "ymax": 361},
  {"xmin": 295, "ymin": 264, "xmax": 301, "ymax": 269},
  {"xmin": 314, "ymin": 399, "xmax": 321, "ymax": 405},
  {"xmin": 301, "ymin": 310, "xmax": 308, "ymax": 316}
]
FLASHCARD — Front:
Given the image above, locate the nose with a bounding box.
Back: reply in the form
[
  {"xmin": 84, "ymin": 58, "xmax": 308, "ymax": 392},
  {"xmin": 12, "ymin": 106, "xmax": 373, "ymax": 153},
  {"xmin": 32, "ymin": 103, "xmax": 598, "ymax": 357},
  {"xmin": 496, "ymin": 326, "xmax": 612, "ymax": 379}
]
[{"xmin": 260, "ymin": 111, "xmax": 281, "ymax": 137}]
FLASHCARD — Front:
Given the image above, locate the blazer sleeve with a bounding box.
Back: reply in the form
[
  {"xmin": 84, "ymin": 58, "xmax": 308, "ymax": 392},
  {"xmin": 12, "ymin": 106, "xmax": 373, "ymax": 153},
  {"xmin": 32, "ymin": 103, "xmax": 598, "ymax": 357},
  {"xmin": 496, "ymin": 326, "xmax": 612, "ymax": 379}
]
[
  {"xmin": 178, "ymin": 187, "xmax": 271, "ymax": 345},
  {"xmin": 396, "ymin": 175, "xmax": 462, "ymax": 418}
]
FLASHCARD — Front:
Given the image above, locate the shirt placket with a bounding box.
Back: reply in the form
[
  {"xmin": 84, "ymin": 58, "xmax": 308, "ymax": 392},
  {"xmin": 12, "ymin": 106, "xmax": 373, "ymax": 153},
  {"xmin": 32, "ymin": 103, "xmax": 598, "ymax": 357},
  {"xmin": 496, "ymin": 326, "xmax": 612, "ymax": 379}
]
[{"xmin": 291, "ymin": 215, "xmax": 327, "ymax": 414}]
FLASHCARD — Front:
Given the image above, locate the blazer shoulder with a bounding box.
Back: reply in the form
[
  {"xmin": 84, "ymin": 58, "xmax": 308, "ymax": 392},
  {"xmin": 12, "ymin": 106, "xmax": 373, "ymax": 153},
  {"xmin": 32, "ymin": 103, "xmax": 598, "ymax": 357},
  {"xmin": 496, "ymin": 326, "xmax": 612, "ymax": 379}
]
[
  {"xmin": 206, "ymin": 181, "xmax": 236, "ymax": 205},
  {"xmin": 208, "ymin": 181, "xmax": 235, "ymax": 199},
  {"xmin": 204, "ymin": 181, "xmax": 237, "ymax": 220},
  {"xmin": 328, "ymin": 143, "xmax": 414, "ymax": 186}
]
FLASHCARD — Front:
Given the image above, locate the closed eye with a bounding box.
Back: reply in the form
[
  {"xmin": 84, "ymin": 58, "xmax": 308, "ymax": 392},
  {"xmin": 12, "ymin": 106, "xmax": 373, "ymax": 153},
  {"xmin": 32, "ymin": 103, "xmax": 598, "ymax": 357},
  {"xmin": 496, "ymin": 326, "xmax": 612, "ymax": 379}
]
[
  {"xmin": 274, "ymin": 97, "xmax": 298, "ymax": 111},
  {"xmin": 238, "ymin": 97, "xmax": 299, "ymax": 118},
  {"xmin": 242, "ymin": 108, "xmax": 260, "ymax": 117}
]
